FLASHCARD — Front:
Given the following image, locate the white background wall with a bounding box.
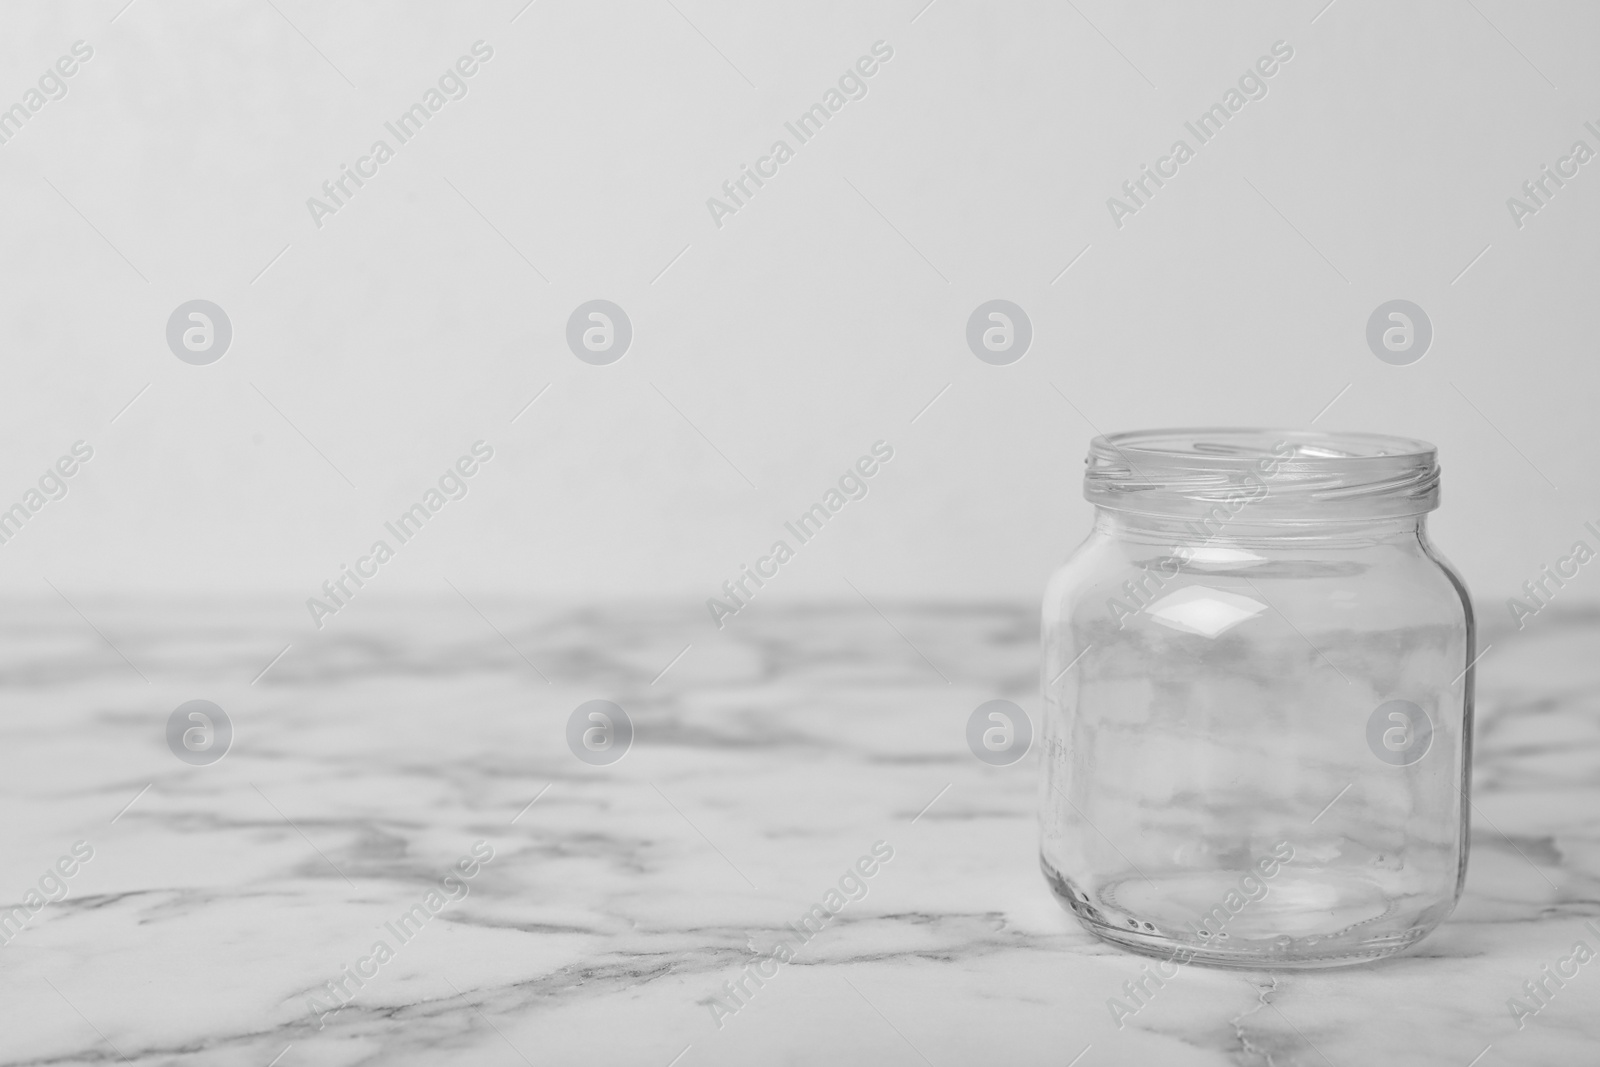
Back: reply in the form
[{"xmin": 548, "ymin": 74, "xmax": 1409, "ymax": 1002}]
[{"xmin": 0, "ymin": 0, "xmax": 1596, "ymax": 636}]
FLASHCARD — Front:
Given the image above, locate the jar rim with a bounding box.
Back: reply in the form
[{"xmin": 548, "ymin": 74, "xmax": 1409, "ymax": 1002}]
[{"xmin": 1084, "ymin": 428, "xmax": 1441, "ymax": 520}]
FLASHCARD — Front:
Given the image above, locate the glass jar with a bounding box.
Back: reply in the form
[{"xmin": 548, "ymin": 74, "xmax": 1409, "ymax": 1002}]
[{"xmin": 1039, "ymin": 429, "xmax": 1474, "ymax": 969}]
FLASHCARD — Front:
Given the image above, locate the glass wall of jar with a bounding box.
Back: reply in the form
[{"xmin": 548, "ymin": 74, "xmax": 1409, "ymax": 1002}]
[{"xmin": 1039, "ymin": 429, "xmax": 1474, "ymax": 968}]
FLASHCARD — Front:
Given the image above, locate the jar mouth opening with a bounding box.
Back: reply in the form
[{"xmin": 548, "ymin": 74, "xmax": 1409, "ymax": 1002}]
[{"xmin": 1084, "ymin": 428, "xmax": 1440, "ymax": 520}]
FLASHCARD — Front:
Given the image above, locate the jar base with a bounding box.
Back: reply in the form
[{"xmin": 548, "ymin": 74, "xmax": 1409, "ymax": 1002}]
[
  {"xmin": 1078, "ymin": 918, "xmax": 1419, "ymax": 970},
  {"xmin": 1042, "ymin": 857, "xmax": 1440, "ymax": 970}
]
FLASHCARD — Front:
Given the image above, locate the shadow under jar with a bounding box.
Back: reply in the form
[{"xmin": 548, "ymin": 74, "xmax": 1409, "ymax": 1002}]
[{"xmin": 1039, "ymin": 429, "xmax": 1474, "ymax": 969}]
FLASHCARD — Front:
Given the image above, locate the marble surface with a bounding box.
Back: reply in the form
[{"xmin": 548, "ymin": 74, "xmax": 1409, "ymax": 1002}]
[{"xmin": 0, "ymin": 598, "xmax": 1596, "ymax": 1066}]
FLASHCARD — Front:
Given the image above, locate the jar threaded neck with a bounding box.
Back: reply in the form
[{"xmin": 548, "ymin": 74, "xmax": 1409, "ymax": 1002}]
[{"xmin": 1084, "ymin": 429, "xmax": 1440, "ymax": 521}]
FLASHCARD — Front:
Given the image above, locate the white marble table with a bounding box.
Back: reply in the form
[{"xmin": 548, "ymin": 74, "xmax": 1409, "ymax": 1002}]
[{"xmin": 0, "ymin": 599, "xmax": 1594, "ymax": 1066}]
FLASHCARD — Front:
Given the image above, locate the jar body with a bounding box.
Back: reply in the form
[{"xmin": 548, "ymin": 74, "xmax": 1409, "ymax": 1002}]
[{"xmin": 1040, "ymin": 509, "xmax": 1473, "ymax": 968}]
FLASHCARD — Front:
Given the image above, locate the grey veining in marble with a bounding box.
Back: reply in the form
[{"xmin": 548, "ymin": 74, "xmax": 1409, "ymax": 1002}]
[{"xmin": 0, "ymin": 599, "xmax": 1595, "ymax": 1065}]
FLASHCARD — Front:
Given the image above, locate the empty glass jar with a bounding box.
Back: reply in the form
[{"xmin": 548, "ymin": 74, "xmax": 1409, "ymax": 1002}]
[{"xmin": 1039, "ymin": 429, "xmax": 1474, "ymax": 968}]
